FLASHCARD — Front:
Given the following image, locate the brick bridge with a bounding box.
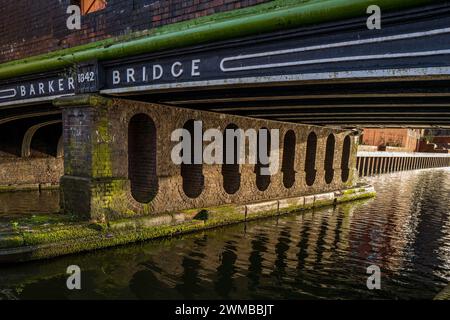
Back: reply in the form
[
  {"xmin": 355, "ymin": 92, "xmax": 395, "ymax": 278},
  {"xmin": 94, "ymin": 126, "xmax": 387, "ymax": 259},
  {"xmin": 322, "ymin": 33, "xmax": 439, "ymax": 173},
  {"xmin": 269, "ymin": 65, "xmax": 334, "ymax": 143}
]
[
  {"xmin": 58, "ymin": 95, "xmax": 357, "ymax": 220},
  {"xmin": 1, "ymin": 0, "xmax": 450, "ymax": 220}
]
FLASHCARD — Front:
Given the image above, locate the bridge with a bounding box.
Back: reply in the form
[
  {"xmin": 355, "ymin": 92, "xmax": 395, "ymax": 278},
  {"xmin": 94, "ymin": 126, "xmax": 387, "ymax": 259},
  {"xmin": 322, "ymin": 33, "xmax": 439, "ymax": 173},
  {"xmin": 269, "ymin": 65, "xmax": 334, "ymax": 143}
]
[
  {"xmin": 0, "ymin": 0, "xmax": 449, "ymax": 222},
  {"xmin": 1, "ymin": 1, "xmax": 450, "ymax": 128}
]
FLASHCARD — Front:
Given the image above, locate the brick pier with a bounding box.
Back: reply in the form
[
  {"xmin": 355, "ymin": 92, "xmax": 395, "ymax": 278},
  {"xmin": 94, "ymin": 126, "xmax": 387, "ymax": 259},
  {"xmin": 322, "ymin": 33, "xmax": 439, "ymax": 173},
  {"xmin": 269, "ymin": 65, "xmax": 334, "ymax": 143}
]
[{"xmin": 58, "ymin": 95, "xmax": 358, "ymax": 222}]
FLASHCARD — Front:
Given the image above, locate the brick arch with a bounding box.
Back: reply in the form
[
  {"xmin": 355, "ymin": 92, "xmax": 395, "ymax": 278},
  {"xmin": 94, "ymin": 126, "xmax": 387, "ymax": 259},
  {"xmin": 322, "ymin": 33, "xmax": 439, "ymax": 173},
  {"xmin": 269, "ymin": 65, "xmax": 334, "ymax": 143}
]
[
  {"xmin": 305, "ymin": 131, "xmax": 317, "ymax": 187},
  {"xmin": 56, "ymin": 135, "xmax": 64, "ymax": 158},
  {"xmin": 255, "ymin": 127, "xmax": 271, "ymax": 192},
  {"xmin": 128, "ymin": 113, "xmax": 158, "ymax": 204},
  {"xmin": 282, "ymin": 130, "xmax": 296, "ymax": 189},
  {"xmin": 181, "ymin": 119, "xmax": 204, "ymax": 198},
  {"xmin": 21, "ymin": 120, "xmax": 62, "ymax": 158},
  {"xmin": 324, "ymin": 134, "xmax": 336, "ymax": 184},
  {"xmin": 222, "ymin": 123, "xmax": 241, "ymax": 195},
  {"xmin": 341, "ymin": 135, "xmax": 352, "ymax": 182}
]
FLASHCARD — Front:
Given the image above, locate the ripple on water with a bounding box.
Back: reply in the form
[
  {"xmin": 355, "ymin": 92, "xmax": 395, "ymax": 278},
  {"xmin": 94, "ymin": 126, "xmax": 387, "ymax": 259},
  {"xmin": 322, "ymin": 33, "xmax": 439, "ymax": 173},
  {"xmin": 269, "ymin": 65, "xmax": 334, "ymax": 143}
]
[{"xmin": 0, "ymin": 168, "xmax": 449, "ymax": 300}]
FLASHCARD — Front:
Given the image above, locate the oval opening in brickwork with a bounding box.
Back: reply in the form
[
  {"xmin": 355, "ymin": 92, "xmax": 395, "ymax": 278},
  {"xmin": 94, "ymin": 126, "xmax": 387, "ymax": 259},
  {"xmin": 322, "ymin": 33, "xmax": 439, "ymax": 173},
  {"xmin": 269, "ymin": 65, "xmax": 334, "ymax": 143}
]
[{"xmin": 128, "ymin": 113, "xmax": 158, "ymax": 203}]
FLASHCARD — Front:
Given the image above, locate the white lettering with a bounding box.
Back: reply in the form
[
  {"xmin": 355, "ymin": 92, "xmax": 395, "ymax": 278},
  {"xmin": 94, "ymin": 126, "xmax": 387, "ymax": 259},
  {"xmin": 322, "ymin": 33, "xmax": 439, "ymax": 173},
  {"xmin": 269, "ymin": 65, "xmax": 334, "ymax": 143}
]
[
  {"xmin": 191, "ymin": 59, "xmax": 201, "ymax": 77},
  {"xmin": 193, "ymin": 120, "xmax": 203, "ymax": 164},
  {"xmin": 66, "ymin": 5, "xmax": 81, "ymax": 31},
  {"xmin": 171, "ymin": 128, "xmax": 192, "ymax": 165},
  {"xmin": 203, "ymin": 129, "xmax": 223, "ymax": 165},
  {"xmin": 112, "ymin": 70, "xmax": 121, "ymax": 85},
  {"xmin": 126, "ymin": 68, "xmax": 136, "ymax": 83},
  {"xmin": 153, "ymin": 65, "xmax": 163, "ymax": 80},
  {"xmin": 259, "ymin": 129, "xmax": 279, "ymax": 176},
  {"xmin": 142, "ymin": 66, "xmax": 148, "ymax": 82},
  {"xmin": 171, "ymin": 62, "xmax": 183, "ymax": 78},
  {"xmin": 367, "ymin": 5, "xmax": 381, "ymax": 30},
  {"xmin": 68, "ymin": 77, "xmax": 75, "ymax": 90},
  {"xmin": 38, "ymin": 83, "xmax": 45, "ymax": 94},
  {"xmin": 58, "ymin": 79, "xmax": 64, "ymax": 92},
  {"xmin": 367, "ymin": 265, "xmax": 381, "ymax": 289},
  {"xmin": 66, "ymin": 265, "xmax": 81, "ymax": 290},
  {"xmin": 48, "ymin": 81, "xmax": 55, "ymax": 93}
]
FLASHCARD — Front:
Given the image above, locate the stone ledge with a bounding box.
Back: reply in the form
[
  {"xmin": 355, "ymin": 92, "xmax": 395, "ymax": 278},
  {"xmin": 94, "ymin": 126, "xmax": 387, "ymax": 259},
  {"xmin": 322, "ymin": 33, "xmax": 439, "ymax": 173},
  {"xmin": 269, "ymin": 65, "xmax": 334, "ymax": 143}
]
[
  {"xmin": 0, "ymin": 185, "xmax": 376, "ymax": 264},
  {"xmin": 0, "ymin": 183, "xmax": 59, "ymax": 193}
]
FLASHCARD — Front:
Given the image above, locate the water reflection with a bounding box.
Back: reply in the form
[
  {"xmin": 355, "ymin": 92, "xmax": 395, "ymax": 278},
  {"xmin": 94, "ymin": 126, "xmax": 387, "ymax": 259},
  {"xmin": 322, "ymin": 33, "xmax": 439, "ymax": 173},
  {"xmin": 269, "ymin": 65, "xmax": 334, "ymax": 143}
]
[
  {"xmin": 0, "ymin": 168, "xmax": 449, "ymax": 300},
  {"xmin": 0, "ymin": 189, "xmax": 59, "ymax": 217}
]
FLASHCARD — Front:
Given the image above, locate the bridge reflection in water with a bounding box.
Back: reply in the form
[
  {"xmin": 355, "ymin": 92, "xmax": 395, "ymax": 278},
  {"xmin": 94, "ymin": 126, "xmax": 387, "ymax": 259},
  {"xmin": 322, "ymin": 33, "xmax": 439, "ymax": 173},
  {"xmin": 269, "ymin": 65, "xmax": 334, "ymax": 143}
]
[{"xmin": 0, "ymin": 168, "xmax": 449, "ymax": 300}]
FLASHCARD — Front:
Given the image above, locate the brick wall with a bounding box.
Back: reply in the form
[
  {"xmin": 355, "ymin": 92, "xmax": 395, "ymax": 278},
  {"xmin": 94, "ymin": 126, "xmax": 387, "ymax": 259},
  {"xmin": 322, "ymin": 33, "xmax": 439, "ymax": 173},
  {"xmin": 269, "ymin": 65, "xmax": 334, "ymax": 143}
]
[
  {"xmin": 60, "ymin": 96, "xmax": 358, "ymax": 220},
  {"xmin": 0, "ymin": 0, "xmax": 271, "ymax": 64},
  {"xmin": 0, "ymin": 158, "xmax": 63, "ymax": 189},
  {"xmin": 362, "ymin": 128, "xmax": 421, "ymax": 152}
]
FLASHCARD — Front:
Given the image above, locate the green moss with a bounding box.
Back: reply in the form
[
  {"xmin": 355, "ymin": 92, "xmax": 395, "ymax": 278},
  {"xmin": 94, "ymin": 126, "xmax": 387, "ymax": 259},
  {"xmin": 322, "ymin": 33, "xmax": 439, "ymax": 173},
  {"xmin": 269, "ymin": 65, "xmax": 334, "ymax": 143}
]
[
  {"xmin": 53, "ymin": 94, "xmax": 113, "ymax": 109},
  {"xmin": 22, "ymin": 225, "xmax": 99, "ymax": 246},
  {"xmin": 0, "ymin": 234, "xmax": 24, "ymax": 249},
  {"xmin": 342, "ymin": 189, "xmax": 357, "ymax": 195},
  {"xmin": 314, "ymin": 199, "xmax": 336, "ymax": 207},
  {"xmin": 92, "ymin": 113, "xmax": 113, "ymax": 178},
  {"xmin": 336, "ymin": 191, "xmax": 376, "ymax": 203},
  {"xmin": 26, "ymin": 215, "xmax": 65, "ymax": 226}
]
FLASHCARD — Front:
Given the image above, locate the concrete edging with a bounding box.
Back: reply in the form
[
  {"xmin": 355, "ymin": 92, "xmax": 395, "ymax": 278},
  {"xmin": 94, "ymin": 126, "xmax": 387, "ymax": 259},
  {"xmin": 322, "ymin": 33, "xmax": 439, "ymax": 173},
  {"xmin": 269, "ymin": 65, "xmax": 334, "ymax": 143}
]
[{"xmin": 0, "ymin": 183, "xmax": 59, "ymax": 193}]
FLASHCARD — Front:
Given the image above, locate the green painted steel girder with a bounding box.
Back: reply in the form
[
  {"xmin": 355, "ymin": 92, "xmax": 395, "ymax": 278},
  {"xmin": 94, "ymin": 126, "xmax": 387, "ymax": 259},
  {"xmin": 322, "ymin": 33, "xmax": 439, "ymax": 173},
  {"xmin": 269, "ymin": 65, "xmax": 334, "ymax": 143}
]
[{"xmin": 0, "ymin": 0, "xmax": 444, "ymax": 80}]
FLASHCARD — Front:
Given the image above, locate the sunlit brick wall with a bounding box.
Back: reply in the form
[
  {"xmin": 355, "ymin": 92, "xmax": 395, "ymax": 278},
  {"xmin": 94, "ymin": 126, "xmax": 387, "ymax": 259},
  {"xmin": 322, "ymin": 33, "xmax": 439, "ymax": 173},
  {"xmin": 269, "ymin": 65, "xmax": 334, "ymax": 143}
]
[{"xmin": 0, "ymin": 0, "xmax": 271, "ymax": 64}]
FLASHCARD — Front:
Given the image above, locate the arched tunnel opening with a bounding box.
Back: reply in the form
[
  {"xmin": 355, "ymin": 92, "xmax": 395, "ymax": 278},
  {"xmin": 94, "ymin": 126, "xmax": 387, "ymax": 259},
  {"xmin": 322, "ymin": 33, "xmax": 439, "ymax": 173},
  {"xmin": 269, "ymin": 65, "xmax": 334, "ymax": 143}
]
[
  {"xmin": 282, "ymin": 130, "xmax": 296, "ymax": 189},
  {"xmin": 25, "ymin": 122, "xmax": 62, "ymax": 158},
  {"xmin": 0, "ymin": 116, "xmax": 62, "ymax": 159},
  {"xmin": 324, "ymin": 134, "xmax": 335, "ymax": 184},
  {"xmin": 341, "ymin": 135, "xmax": 351, "ymax": 182},
  {"xmin": 305, "ymin": 132, "xmax": 317, "ymax": 187},
  {"xmin": 128, "ymin": 113, "xmax": 158, "ymax": 204},
  {"xmin": 0, "ymin": 114, "xmax": 63, "ymax": 191}
]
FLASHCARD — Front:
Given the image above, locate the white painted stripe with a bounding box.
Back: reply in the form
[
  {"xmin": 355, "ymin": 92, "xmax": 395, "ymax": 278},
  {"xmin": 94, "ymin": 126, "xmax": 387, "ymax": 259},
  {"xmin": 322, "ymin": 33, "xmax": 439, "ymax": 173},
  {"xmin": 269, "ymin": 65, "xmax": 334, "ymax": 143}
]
[
  {"xmin": 0, "ymin": 93, "xmax": 75, "ymax": 108},
  {"xmin": 100, "ymin": 67, "xmax": 450, "ymax": 95},
  {"xmin": 357, "ymin": 151, "xmax": 450, "ymax": 158},
  {"xmin": 0, "ymin": 88, "xmax": 17, "ymax": 99},
  {"xmin": 221, "ymin": 49, "xmax": 450, "ymax": 72},
  {"xmin": 211, "ymin": 104, "xmax": 450, "ymax": 112},
  {"xmin": 220, "ymin": 27, "xmax": 450, "ymax": 72}
]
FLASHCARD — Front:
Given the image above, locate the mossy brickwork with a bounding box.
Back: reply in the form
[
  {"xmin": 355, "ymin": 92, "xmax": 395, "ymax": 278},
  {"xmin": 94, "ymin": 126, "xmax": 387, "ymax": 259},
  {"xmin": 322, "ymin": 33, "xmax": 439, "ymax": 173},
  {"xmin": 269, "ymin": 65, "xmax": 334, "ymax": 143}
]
[{"xmin": 58, "ymin": 95, "xmax": 359, "ymax": 222}]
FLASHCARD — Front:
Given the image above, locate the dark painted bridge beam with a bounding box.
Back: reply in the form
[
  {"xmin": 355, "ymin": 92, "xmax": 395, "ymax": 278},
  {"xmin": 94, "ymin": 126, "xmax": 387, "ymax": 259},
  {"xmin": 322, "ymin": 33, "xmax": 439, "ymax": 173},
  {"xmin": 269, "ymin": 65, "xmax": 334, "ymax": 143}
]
[
  {"xmin": 0, "ymin": 104, "xmax": 60, "ymax": 125},
  {"xmin": 138, "ymin": 80, "xmax": 450, "ymax": 105},
  {"xmin": 2, "ymin": 3, "xmax": 450, "ymax": 128},
  {"xmin": 120, "ymin": 79, "xmax": 450, "ymax": 127}
]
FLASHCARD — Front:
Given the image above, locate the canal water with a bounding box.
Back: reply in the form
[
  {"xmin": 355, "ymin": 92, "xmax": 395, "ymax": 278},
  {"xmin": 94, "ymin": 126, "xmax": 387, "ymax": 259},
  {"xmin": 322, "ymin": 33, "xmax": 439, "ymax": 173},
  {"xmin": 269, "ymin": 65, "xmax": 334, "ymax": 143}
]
[{"xmin": 0, "ymin": 168, "xmax": 449, "ymax": 300}]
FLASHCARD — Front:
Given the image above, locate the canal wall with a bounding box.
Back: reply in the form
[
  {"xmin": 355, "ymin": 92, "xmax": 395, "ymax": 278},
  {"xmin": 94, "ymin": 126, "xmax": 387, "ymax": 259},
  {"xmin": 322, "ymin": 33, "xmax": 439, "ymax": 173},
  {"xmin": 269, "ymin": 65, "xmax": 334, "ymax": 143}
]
[
  {"xmin": 0, "ymin": 184, "xmax": 375, "ymax": 264},
  {"xmin": 58, "ymin": 95, "xmax": 359, "ymax": 222},
  {"xmin": 0, "ymin": 157, "xmax": 62, "ymax": 192},
  {"xmin": 356, "ymin": 151, "xmax": 450, "ymax": 177}
]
